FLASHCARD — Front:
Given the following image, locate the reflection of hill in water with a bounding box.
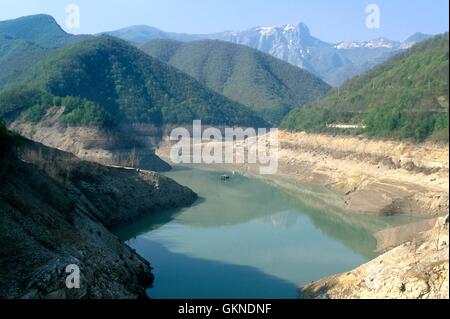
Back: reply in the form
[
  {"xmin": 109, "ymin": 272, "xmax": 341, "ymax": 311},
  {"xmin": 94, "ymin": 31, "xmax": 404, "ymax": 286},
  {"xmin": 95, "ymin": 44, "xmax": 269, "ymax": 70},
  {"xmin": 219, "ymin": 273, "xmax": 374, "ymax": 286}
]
[
  {"xmin": 129, "ymin": 239, "xmax": 299, "ymax": 299},
  {"xmin": 257, "ymin": 175, "xmax": 422, "ymax": 259}
]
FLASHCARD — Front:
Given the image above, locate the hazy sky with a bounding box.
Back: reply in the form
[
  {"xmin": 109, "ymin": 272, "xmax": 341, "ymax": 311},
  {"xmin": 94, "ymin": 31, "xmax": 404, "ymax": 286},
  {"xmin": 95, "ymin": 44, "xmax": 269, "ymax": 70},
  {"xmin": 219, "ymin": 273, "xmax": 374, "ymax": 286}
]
[{"xmin": 1, "ymin": 0, "xmax": 448, "ymax": 42}]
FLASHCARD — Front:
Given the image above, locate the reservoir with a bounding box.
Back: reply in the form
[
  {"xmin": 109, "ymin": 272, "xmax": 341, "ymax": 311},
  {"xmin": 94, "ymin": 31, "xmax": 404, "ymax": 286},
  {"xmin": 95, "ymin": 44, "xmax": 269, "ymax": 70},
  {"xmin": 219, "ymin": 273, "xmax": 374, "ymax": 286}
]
[{"xmin": 117, "ymin": 166, "xmax": 416, "ymax": 299}]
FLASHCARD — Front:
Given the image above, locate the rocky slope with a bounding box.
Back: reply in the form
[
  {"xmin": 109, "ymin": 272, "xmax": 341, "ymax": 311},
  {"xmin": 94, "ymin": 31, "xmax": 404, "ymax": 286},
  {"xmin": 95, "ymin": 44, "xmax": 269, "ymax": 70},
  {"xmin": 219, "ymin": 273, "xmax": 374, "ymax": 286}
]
[
  {"xmin": 301, "ymin": 216, "xmax": 449, "ymax": 299},
  {"xmin": 268, "ymin": 131, "xmax": 449, "ymax": 218},
  {"xmin": 174, "ymin": 130, "xmax": 448, "ymax": 218},
  {"xmin": 268, "ymin": 132, "xmax": 449, "ymax": 299},
  {"xmin": 9, "ymin": 118, "xmax": 171, "ymax": 172},
  {"xmin": 0, "ymin": 128, "xmax": 197, "ymax": 298}
]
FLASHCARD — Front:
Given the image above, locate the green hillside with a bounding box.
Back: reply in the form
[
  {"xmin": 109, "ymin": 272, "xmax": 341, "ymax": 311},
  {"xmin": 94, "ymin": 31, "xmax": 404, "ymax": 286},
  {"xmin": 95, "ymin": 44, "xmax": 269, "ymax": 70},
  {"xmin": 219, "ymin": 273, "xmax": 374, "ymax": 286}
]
[
  {"xmin": 0, "ymin": 36, "xmax": 266, "ymax": 128},
  {"xmin": 141, "ymin": 39, "xmax": 331, "ymax": 124},
  {"xmin": 0, "ymin": 14, "xmax": 92, "ymax": 90},
  {"xmin": 0, "ymin": 14, "xmax": 91, "ymax": 48},
  {"xmin": 282, "ymin": 34, "xmax": 449, "ymax": 142},
  {"xmin": 0, "ymin": 35, "xmax": 49, "ymax": 90}
]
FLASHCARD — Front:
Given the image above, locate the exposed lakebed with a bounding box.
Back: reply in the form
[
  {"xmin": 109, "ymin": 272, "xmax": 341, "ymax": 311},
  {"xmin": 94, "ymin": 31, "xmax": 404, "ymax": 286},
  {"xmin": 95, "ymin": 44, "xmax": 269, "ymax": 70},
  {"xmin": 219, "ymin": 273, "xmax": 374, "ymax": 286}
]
[{"xmin": 117, "ymin": 166, "xmax": 419, "ymax": 299}]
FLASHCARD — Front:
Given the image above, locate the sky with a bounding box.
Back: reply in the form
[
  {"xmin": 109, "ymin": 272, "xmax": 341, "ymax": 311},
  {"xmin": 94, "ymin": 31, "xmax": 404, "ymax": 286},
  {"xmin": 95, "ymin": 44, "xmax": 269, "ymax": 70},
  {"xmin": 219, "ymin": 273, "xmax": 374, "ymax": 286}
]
[{"xmin": 1, "ymin": 0, "xmax": 448, "ymax": 42}]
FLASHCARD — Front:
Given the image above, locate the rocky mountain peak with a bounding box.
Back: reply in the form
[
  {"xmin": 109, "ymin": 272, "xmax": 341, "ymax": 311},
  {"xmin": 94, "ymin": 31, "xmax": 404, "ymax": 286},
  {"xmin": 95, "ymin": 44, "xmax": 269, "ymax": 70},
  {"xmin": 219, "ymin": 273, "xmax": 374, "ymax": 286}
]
[
  {"xmin": 254, "ymin": 22, "xmax": 311, "ymax": 38},
  {"xmin": 282, "ymin": 22, "xmax": 310, "ymax": 34}
]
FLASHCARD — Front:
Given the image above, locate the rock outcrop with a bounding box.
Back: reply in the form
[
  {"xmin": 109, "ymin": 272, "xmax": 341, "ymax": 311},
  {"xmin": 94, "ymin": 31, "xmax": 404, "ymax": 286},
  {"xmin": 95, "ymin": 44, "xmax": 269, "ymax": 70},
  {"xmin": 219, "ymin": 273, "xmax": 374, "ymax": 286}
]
[
  {"xmin": 9, "ymin": 119, "xmax": 171, "ymax": 172},
  {"xmin": 274, "ymin": 131, "xmax": 449, "ymax": 217},
  {"xmin": 0, "ymin": 130, "xmax": 197, "ymax": 298}
]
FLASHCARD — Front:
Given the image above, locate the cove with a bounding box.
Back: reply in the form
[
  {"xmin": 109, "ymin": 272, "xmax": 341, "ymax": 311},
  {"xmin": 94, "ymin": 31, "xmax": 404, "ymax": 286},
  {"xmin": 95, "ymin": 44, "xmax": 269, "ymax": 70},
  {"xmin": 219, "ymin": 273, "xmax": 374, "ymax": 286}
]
[{"xmin": 116, "ymin": 166, "xmax": 418, "ymax": 299}]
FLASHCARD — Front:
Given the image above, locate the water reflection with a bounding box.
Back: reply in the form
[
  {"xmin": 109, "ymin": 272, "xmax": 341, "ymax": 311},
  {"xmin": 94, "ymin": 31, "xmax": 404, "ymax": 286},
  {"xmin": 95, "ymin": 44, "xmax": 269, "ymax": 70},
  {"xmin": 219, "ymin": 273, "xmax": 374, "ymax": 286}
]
[
  {"xmin": 117, "ymin": 166, "xmax": 419, "ymax": 298},
  {"xmin": 131, "ymin": 239, "xmax": 299, "ymax": 299}
]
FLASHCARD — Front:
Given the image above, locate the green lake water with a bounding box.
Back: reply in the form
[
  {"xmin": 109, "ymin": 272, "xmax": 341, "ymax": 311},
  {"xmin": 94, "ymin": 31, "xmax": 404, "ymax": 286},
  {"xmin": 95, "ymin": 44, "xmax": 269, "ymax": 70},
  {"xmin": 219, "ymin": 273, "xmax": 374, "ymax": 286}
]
[{"xmin": 117, "ymin": 166, "xmax": 418, "ymax": 299}]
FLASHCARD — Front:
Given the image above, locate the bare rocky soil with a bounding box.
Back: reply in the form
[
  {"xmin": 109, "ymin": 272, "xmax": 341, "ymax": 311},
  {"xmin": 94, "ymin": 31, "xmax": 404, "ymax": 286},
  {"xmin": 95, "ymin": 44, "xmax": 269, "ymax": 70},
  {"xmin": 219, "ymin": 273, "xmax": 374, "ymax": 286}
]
[
  {"xmin": 273, "ymin": 131, "xmax": 449, "ymax": 217},
  {"xmin": 9, "ymin": 118, "xmax": 171, "ymax": 172},
  {"xmin": 158, "ymin": 130, "xmax": 449, "ymax": 217},
  {"xmin": 301, "ymin": 217, "xmax": 449, "ymax": 299},
  {"xmin": 0, "ymin": 135, "xmax": 197, "ymax": 298}
]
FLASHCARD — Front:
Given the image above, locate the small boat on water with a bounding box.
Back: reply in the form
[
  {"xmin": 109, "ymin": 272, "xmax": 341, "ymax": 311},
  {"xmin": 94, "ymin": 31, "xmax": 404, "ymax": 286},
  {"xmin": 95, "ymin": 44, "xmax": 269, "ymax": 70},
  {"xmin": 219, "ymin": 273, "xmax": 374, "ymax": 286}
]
[{"xmin": 220, "ymin": 174, "xmax": 230, "ymax": 181}]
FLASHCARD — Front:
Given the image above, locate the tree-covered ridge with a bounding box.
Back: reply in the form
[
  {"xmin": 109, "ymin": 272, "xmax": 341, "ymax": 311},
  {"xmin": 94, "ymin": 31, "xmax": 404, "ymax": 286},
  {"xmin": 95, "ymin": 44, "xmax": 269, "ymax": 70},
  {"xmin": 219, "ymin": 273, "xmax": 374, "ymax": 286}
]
[
  {"xmin": 0, "ymin": 36, "xmax": 267, "ymax": 128},
  {"xmin": 140, "ymin": 39, "xmax": 331, "ymax": 124},
  {"xmin": 0, "ymin": 86, "xmax": 115, "ymax": 127},
  {"xmin": 282, "ymin": 33, "xmax": 449, "ymax": 142},
  {"xmin": 0, "ymin": 35, "xmax": 49, "ymax": 90},
  {"xmin": 0, "ymin": 14, "xmax": 92, "ymax": 48}
]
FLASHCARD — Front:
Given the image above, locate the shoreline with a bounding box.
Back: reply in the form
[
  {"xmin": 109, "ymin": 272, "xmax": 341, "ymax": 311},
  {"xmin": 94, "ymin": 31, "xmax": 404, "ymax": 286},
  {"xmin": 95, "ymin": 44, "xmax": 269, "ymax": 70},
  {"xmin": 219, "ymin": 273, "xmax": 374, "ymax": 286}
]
[
  {"xmin": 0, "ymin": 134, "xmax": 198, "ymax": 299},
  {"xmin": 156, "ymin": 132, "xmax": 447, "ymax": 245},
  {"xmin": 156, "ymin": 130, "xmax": 449, "ymax": 299},
  {"xmin": 156, "ymin": 130, "xmax": 449, "ymax": 219}
]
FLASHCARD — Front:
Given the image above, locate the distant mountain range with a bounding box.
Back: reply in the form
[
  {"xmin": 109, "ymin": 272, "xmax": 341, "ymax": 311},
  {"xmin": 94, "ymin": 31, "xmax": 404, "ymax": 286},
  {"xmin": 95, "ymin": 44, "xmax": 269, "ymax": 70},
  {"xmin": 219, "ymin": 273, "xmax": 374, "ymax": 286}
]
[
  {"xmin": 141, "ymin": 39, "xmax": 331, "ymax": 124},
  {"xmin": 0, "ymin": 14, "xmax": 434, "ymax": 87},
  {"xmin": 334, "ymin": 33, "xmax": 431, "ymax": 50},
  {"xmin": 104, "ymin": 23, "xmax": 433, "ymax": 86}
]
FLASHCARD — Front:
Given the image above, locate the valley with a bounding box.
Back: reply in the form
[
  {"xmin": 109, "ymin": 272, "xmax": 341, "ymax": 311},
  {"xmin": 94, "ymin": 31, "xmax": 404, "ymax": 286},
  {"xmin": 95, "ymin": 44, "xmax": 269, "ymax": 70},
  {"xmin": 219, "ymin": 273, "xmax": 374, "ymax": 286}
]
[
  {"xmin": 0, "ymin": 11, "xmax": 448, "ymax": 300},
  {"xmin": 116, "ymin": 165, "xmax": 420, "ymax": 298}
]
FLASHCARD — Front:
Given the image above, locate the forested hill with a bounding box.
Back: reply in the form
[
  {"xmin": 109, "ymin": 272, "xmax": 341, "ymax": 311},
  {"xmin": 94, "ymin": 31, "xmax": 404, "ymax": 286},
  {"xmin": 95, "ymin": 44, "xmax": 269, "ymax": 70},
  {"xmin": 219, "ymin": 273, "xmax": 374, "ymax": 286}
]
[
  {"xmin": 282, "ymin": 33, "xmax": 449, "ymax": 142},
  {"xmin": 0, "ymin": 14, "xmax": 91, "ymax": 48},
  {"xmin": 141, "ymin": 39, "xmax": 331, "ymax": 124},
  {"xmin": 0, "ymin": 36, "xmax": 267, "ymax": 128},
  {"xmin": 0, "ymin": 35, "xmax": 49, "ymax": 89}
]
